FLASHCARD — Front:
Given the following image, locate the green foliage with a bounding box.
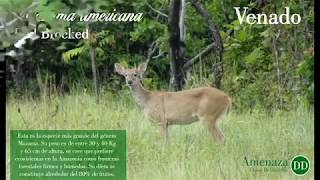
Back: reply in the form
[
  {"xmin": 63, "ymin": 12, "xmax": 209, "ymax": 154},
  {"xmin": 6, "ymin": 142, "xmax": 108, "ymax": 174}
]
[
  {"xmin": 63, "ymin": 46, "xmax": 85, "ymax": 62},
  {"xmin": 39, "ymin": 0, "xmax": 71, "ymax": 31},
  {"xmin": 130, "ymin": 19, "xmax": 166, "ymax": 42},
  {"xmin": 4, "ymin": 0, "xmax": 314, "ymax": 111},
  {"xmin": 297, "ymin": 50, "xmax": 314, "ymax": 104},
  {"xmin": 245, "ymin": 47, "xmax": 265, "ymax": 64},
  {"xmin": 218, "ymin": 1, "xmax": 314, "ymax": 110},
  {"xmin": 0, "ymin": 0, "xmax": 33, "ymax": 12},
  {"xmin": 96, "ymin": 30, "xmax": 116, "ymax": 47}
]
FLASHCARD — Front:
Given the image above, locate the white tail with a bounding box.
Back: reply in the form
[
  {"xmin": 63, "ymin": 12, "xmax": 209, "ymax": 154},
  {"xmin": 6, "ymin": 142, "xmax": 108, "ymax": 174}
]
[{"xmin": 115, "ymin": 63, "xmax": 231, "ymax": 143}]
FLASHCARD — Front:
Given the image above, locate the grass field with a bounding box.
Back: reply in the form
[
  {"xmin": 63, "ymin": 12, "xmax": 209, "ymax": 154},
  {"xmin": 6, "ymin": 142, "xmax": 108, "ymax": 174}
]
[{"xmin": 6, "ymin": 90, "xmax": 314, "ymax": 180}]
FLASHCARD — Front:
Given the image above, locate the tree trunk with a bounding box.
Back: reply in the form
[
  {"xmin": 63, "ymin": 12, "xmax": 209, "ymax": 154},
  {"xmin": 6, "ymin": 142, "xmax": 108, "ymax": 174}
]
[
  {"xmin": 87, "ymin": 24, "xmax": 99, "ymax": 104},
  {"xmin": 90, "ymin": 46, "xmax": 99, "ymax": 104},
  {"xmin": 15, "ymin": 56, "xmax": 25, "ymax": 91},
  {"xmin": 190, "ymin": 0, "xmax": 224, "ymax": 89},
  {"xmin": 273, "ymin": 29, "xmax": 283, "ymax": 109},
  {"xmin": 168, "ymin": 0, "xmax": 185, "ymax": 90},
  {"xmin": 0, "ymin": 49, "xmax": 5, "ymax": 99}
]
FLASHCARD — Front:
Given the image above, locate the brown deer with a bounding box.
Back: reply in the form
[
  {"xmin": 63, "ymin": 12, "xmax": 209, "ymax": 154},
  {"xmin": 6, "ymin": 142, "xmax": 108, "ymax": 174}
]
[{"xmin": 114, "ymin": 62, "xmax": 231, "ymax": 143}]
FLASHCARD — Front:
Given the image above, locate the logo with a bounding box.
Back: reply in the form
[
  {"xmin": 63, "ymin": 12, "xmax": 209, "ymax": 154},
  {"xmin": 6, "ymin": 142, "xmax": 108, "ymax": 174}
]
[
  {"xmin": 291, "ymin": 155, "xmax": 310, "ymax": 175},
  {"xmin": 244, "ymin": 156, "xmax": 289, "ymax": 172}
]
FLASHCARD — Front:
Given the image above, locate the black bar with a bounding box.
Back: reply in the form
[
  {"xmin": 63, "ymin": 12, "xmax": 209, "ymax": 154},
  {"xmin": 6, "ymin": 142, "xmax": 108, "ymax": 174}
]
[{"xmin": 0, "ymin": 47, "xmax": 6, "ymax": 180}]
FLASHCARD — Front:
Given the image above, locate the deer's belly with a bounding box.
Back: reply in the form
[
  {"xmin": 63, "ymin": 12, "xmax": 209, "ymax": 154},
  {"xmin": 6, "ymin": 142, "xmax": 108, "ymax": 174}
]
[
  {"xmin": 166, "ymin": 112, "xmax": 199, "ymax": 125},
  {"xmin": 144, "ymin": 108, "xmax": 199, "ymax": 125}
]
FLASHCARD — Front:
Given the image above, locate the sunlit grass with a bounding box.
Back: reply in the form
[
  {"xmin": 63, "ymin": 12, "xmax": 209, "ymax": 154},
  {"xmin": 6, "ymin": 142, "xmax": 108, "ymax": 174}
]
[{"xmin": 6, "ymin": 91, "xmax": 314, "ymax": 180}]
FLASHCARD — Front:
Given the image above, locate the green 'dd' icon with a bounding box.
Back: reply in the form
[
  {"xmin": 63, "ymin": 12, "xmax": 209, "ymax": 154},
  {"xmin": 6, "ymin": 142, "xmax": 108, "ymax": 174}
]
[{"xmin": 291, "ymin": 155, "xmax": 310, "ymax": 175}]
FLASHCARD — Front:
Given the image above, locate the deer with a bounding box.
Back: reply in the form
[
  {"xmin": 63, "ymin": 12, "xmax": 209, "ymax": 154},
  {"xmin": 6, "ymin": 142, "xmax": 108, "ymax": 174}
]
[{"xmin": 114, "ymin": 62, "xmax": 232, "ymax": 143}]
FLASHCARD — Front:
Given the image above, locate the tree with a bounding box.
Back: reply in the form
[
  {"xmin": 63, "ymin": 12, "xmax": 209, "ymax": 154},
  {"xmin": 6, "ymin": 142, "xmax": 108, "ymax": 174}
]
[
  {"xmin": 168, "ymin": 0, "xmax": 224, "ymax": 90},
  {"xmin": 168, "ymin": 0, "xmax": 186, "ymax": 90},
  {"xmin": 189, "ymin": 0, "xmax": 223, "ymax": 88}
]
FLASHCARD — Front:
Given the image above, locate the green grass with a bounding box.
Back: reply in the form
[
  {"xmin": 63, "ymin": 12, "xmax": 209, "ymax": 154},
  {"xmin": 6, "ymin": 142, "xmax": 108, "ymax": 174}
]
[{"xmin": 6, "ymin": 91, "xmax": 314, "ymax": 180}]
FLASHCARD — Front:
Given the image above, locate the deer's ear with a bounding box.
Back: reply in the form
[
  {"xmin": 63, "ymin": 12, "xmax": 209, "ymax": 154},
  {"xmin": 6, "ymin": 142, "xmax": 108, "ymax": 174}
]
[
  {"xmin": 114, "ymin": 63, "xmax": 125, "ymax": 75},
  {"xmin": 138, "ymin": 63, "xmax": 147, "ymax": 73}
]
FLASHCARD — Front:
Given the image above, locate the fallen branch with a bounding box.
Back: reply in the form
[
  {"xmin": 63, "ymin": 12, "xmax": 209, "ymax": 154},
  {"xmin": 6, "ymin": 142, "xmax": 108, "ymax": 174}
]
[{"xmin": 183, "ymin": 42, "xmax": 215, "ymax": 70}]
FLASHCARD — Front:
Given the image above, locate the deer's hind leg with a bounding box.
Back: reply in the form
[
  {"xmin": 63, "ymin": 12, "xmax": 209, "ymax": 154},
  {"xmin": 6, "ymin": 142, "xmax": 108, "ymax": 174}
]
[{"xmin": 198, "ymin": 108, "xmax": 226, "ymax": 143}]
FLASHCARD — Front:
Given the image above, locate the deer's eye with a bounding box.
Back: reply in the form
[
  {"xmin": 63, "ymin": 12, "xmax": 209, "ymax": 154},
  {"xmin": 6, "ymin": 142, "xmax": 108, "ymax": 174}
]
[{"xmin": 134, "ymin": 74, "xmax": 137, "ymax": 77}]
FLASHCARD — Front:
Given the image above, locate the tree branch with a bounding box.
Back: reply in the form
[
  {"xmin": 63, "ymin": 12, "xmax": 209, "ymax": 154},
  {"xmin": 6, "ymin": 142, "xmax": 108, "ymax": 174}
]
[
  {"xmin": 152, "ymin": 50, "xmax": 166, "ymax": 59},
  {"xmin": 11, "ymin": 12, "xmax": 24, "ymax": 21},
  {"xmin": 14, "ymin": 32, "xmax": 39, "ymax": 49},
  {"xmin": 0, "ymin": 19, "xmax": 18, "ymax": 30},
  {"xmin": 146, "ymin": 40, "xmax": 160, "ymax": 64},
  {"xmin": 146, "ymin": 2, "xmax": 168, "ymax": 18},
  {"xmin": 183, "ymin": 43, "xmax": 215, "ymax": 70},
  {"xmin": 0, "ymin": 1, "xmax": 39, "ymax": 30},
  {"xmin": 0, "ymin": 20, "xmax": 11, "ymax": 36}
]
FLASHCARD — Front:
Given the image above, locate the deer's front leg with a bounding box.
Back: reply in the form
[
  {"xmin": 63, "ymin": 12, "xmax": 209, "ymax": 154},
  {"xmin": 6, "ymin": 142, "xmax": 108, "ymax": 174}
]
[{"xmin": 160, "ymin": 123, "xmax": 168, "ymax": 143}]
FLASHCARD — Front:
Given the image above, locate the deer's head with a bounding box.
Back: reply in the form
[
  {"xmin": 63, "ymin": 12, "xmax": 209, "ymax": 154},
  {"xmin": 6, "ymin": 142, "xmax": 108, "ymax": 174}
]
[{"xmin": 114, "ymin": 63, "xmax": 147, "ymax": 87}]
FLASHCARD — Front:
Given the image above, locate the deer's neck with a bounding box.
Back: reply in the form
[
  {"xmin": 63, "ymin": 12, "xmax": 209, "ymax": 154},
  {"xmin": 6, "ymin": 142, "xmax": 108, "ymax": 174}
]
[{"xmin": 130, "ymin": 82, "xmax": 151, "ymax": 107}]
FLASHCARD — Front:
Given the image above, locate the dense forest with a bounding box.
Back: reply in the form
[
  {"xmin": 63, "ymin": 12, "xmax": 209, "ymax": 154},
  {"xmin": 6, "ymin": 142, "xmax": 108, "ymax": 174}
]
[
  {"xmin": 1, "ymin": 0, "xmax": 314, "ymax": 111},
  {"xmin": 3, "ymin": 1, "xmax": 315, "ymax": 179}
]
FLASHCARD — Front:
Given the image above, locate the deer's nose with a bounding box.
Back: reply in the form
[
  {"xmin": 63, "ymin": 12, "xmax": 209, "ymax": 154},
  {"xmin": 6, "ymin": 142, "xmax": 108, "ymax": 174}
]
[{"xmin": 128, "ymin": 81, "xmax": 132, "ymax": 85}]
